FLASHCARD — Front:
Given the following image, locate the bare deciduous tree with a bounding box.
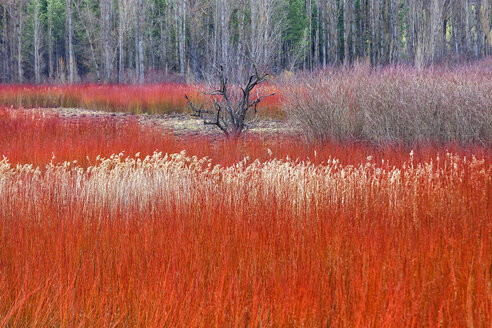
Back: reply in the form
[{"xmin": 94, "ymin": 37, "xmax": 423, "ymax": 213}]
[{"xmin": 186, "ymin": 65, "xmax": 274, "ymax": 138}]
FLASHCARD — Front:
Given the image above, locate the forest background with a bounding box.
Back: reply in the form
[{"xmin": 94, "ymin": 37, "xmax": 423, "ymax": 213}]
[{"xmin": 0, "ymin": 0, "xmax": 491, "ymax": 84}]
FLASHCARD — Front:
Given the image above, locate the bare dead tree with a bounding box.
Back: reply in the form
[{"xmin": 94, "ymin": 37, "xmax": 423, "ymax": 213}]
[{"xmin": 185, "ymin": 65, "xmax": 275, "ymax": 138}]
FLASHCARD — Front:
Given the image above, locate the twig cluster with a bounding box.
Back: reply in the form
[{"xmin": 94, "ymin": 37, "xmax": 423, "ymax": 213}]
[{"xmin": 186, "ymin": 65, "xmax": 275, "ymax": 138}]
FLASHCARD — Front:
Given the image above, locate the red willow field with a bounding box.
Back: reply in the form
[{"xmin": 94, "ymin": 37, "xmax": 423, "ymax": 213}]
[
  {"xmin": 0, "ymin": 84, "xmax": 198, "ymax": 114},
  {"xmin": 0, "ymin": 91, "xmax": 491, "ymax": 326},
  {"xmin": 0, "ymin": 83, "xmax": 281, "ymax": 117}
]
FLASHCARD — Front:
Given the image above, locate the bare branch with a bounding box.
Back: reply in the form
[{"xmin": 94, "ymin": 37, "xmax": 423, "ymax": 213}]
[
  {"xmin": 185, "ymin": 94, "xmax": 205, "ymax": 116},
  {"xmin": 185, "ymin": 65, "xmax": 275, "ymax": 138},
  {"xmin": 250, "ymin": 93, "xmax": 275, "ymax": 107}
]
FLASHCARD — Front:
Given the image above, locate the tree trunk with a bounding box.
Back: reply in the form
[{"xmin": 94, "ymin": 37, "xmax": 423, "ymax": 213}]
[
  {"xmin": 321, "ymin": 1, "xmax": 327, "ymax": 68},
  {"xmin": 177, "ymin": 0, "xmax": 185, "ymax": 76},
  {"xmin": 160, "ymin": 4, "xmax": 168, "ymax": 74},
  {"xmin": 429, "ymin": 0, "xmax": 443, "ymax": 64},
  {"xmin": 34, "ymin": 0, "xmax": 40, "ymax": 84},
  {"xmin": 74, "ymin": 0, "xmax": 101, "ymax": 82},
  {"xmin": 389, "ymin": 0, "xmax": 398, "ymax": 63},
  {"xmin": 67, "ymin": 0, "xmax": 75, "ymax": 83},
  {"xmin": 118, "ymin": 0, "xmax": 124, "ymax": 83},
  {"xmin": 314, "ymin": 6, "xmax": 320, "ymax": 68},
  {"xmin": 2, "ymin": 4, "xmax": 10, "ymax": 82},
  {"xmin": 465, "ymin": 0, "xmax": 471, "ymax": 51},
  {"xmin": 102, "ymin": 0, "xmax": 112, "ymax": 81},
  {"xmin": 220, "ymin": 0, "xmax": 228, "ymax": 63},
  {"xmin": 378, "ymin": 0, "xmax": 384, "ymax": 64},
  {"xmin": 406, "ymin": 0, "xmax": 415, "ymax": 58},
  {"xmin": 306, "ymin": 0, "xmax": 312, "ymax": 68},
  {"xmin": 137, "ymin": 0, "xmax": 145, "ymax": 83},
  {"xmin": 149, "ymin": 1, "xmax": 155, "ymax": 70},
  {"xmin": 327, "ymin": 0, "xmax": 337, "ymax": 64},
  {"xmin": 250, "ymin": 0, "xmax": 256, "ymax": 64},
  {"xmin": 370, "ymin": 0, "xmax": 378, "ymax": 64},
  {"xmin": 14, "ymin": 3, "xmax": 22, "ymax": 83},
  {"xmin": 47, "ymin": 0, "xmax": 54, "ymax": 79},
  {"xmin": 236, "ymin": 6, "xmax": 245, "ymax": 69},
  {"xmin": 354, "ymin": 0, "xmax": 362, "ymax": 60},
  {"xmin": 474, "ymin": 0, "xmax": 482, "ymax": 56},
  {"xmin": 262, "ymin": 1, "xmax": 270, "ymax": 67},
  {"xmin": 482, "ymin": 0, "xmax": 490, "ymax": 56},
  {"xmin": 415, "ymin": 0, "xmax": 426, "ymax": 67}
]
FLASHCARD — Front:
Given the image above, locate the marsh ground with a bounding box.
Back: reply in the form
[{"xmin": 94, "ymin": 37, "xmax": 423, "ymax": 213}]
[{"xmin": 29, "ymin": 107, "xmax": 299, "ymax": 138}]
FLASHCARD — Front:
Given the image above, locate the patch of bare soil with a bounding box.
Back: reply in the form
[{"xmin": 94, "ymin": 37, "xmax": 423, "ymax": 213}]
[{"xmin": 25, "ymin": 107, "xmax": 301, "ymax": 138}]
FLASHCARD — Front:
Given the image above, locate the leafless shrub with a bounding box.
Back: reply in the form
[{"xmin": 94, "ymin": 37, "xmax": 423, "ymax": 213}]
[
  {"xmin": 284, "ymin": 61, "xmax": 492, "ymax": 146},
  {"xmin": 186, "ymin": 66, "xmax": 275, "ymax": 138}
]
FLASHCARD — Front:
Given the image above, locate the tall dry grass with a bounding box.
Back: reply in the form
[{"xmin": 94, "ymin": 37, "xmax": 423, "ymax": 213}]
[
  {"xmin": 284, "ymin": 59, "xmax": 492, "ymax": 145},
  {"xmin": 0, "ymin": 150, "xmax": 490, "ymax": 326},
  {"xmin": 0, "ymin": 107, "xmax": 490, "ymax": 326}
]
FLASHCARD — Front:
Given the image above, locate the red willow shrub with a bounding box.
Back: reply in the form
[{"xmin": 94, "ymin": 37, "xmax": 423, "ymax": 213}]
[
  {"xmin": 1, "ymin": 108, "xmax": 489, "ymax": 168},
  {"xmin": 0, "ymin": 108, "xmax": 491, "ymax": 326},
  {"xmin": 0, "ymin": 84, "xmax": 198, "ymax": 114},
  {"xmin": 0, "ymin": 83, "xmax": 282, "ymax": 117}
]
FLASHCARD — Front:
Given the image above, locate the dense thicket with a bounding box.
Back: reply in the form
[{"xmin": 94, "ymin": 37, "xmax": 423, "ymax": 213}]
[
  {"xmin": 285, "ymin": 60, "xmax": 492, "ymax": 145},
  {"xmin": 0, "ymin": 0, "xmax": 491, "ymax": 83}
]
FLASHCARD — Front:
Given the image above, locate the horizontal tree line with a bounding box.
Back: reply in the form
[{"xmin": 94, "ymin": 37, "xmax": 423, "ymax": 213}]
[{"xmin": 0, "ymin": 0, "xmax": 491, "ymax": 84}]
